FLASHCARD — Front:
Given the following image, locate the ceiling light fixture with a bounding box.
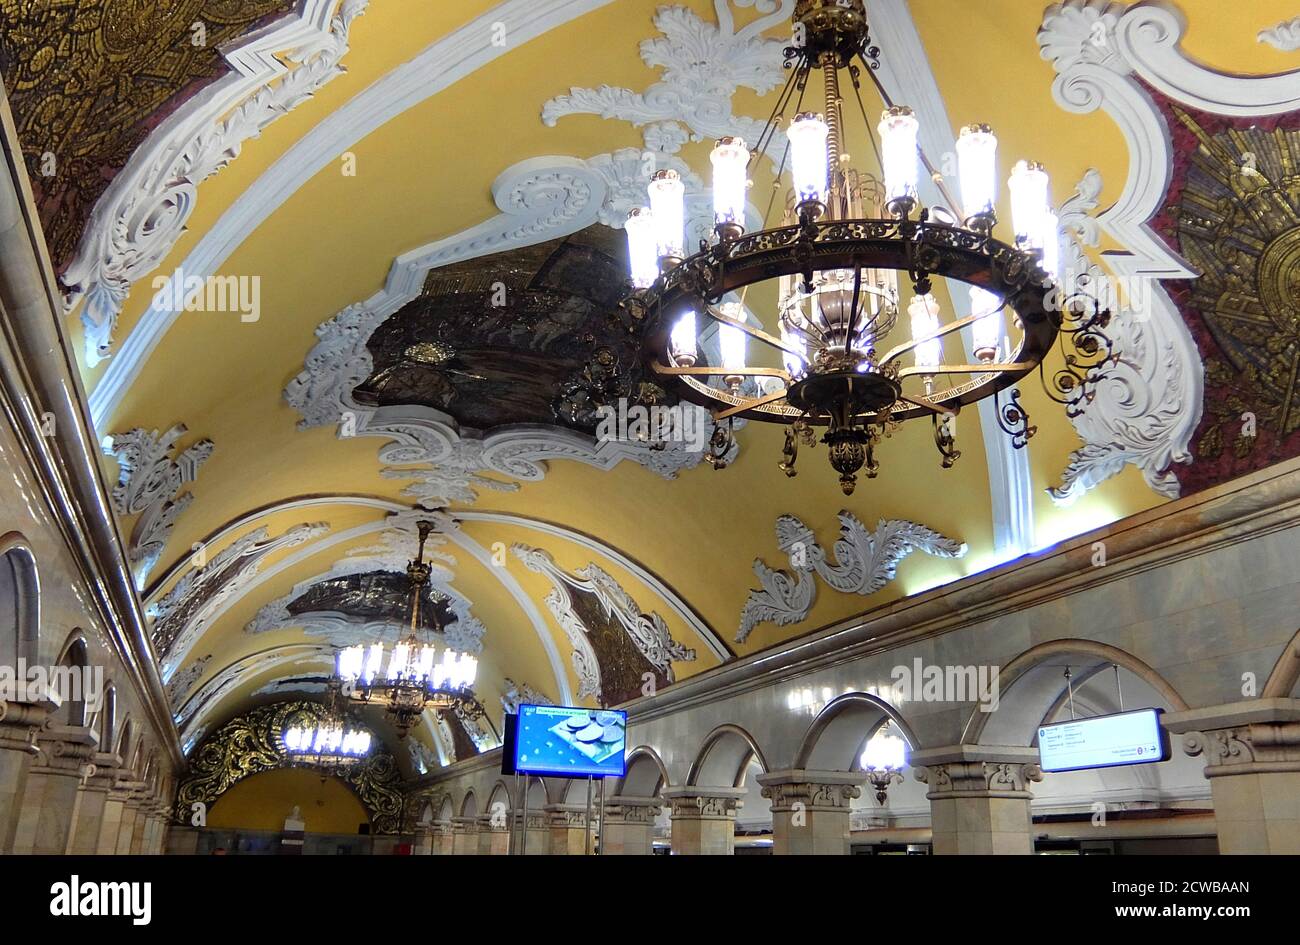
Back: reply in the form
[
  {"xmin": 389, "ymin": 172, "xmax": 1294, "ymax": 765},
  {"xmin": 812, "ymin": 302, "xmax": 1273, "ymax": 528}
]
[
  {"xmin": 331, "ymin": 520, "xmax": 478, "ymax": 738},
  {"xmin": 624, "ymin": 0, "xmax": 1111, "ymax": 494}
]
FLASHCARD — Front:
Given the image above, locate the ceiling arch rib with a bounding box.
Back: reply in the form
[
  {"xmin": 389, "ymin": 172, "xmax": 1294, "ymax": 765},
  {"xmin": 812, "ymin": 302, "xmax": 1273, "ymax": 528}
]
[{"xmin": 88, "ymin": 0, "xmax": 618, "ymax": 428}]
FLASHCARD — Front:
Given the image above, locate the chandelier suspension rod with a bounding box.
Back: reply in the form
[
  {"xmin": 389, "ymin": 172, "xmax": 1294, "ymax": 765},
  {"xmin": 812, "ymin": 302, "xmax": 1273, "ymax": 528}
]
[{"xmin": 858, "ymin": 53, "xmax": 964, "ymax": 221}]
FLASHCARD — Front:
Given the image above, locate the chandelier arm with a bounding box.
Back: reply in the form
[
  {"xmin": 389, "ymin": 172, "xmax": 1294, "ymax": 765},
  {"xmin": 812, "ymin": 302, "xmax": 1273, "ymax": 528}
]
[
  {"xmin": 713, "ymin": 387, "xmax": 793, "ymax": 420},
  {"xmin": 749, "ymin": 62, "xmax": 804, "ymax": 172},
  {"xmin": 704, "ymin": 303, "xmax": 808, "ymax": 360},
  {"xmin": 876, "ymin": 310, "xmax": 987, "ymax": 366},
  {"xmin": 896, "ymin": 362, "xmax": 1024, "ymax": 378},
  {"xmin": 860, "ymin": 52, "xmax": 963, "ymax": 220},
  {"xmin": 653, "ymin": 363, "xmax": 791, "ymax": 379},
  {"xmin": 897, "ymin": 391, "xmax": 949, "ymax": 415}
]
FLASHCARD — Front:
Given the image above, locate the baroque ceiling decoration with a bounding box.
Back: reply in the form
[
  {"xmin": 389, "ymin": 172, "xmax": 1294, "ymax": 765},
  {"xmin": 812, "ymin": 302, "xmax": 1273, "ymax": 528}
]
[
  {"xmin": 1151, "ymin": 100, "xmax": 1300, "ymax": 493},
  {"xmin": 286, "ymin": 216, "xmax": 733, "ymax": 507},
  {"xmin": 1257, "ymin": 16, "xmax": 1300, "ymax": 51},
  {"xmin": 174, "ymin": 643, "xmax": 332, "ymax": 749},
  {"xmin": 245, "ymin": 509, "xmax": 486, "ymax": 655},
  {"xmin": 738, "ymin": 513, "xmax": 967, "ymax": 643},
  {"xmin": 42, "ymin": 0, "xmax": 370, "ymax": 365},
  {"xmin": 542, "ymin": 0, "xmax": 792, "ymax": 166},
  {"xmin": 174, "ymin": 700, "xmax": 405, "ymax": 833},
  {"xmin": 147, "ymin": 522, "xmax": 329, "ymax": 679},
  {"xmin": 1036, "ymin": 0, "xmax": 1300, "ymax": 502},
  {"xmin": 0, "ymin": 0, "xmax": 294, "ymax": 277},
  {"xmin": 512, "ymin": 544, "xmax": 697, "ymax": 707},
  {"xmin": 102, "ymin": 423, "xmax": 214, "ymax": 587},
  {"xmin": 501, "ymin": 677, "xmax": 555, "ymax": 715}
]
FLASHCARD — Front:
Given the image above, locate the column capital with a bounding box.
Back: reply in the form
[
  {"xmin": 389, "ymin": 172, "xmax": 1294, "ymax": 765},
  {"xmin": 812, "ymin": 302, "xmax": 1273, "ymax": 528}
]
[
  {"xmin": 541, "ymin": 803, "xmax": 588, "ymax": 827},
  {"xmin": 911, "ymin": 746, "xmax": 1042, "ymax": 800},
  {"xmin": 1166, "ymin": 699, "xmax": 1300, "ymax": 776},
  {"xmin": 602, "ymin": 795, "xmax": 663, "ymax": 824},
  {"xmin": 477, "ymin": 813, "xmax": 510, "ymax": 833},
  {"xmin": 662, "ymin": 786, "xmax": 745, "ymax": 819},
  {"xmin": 756, "ymin": 769, "xmax": 865, "ymax": 812}
]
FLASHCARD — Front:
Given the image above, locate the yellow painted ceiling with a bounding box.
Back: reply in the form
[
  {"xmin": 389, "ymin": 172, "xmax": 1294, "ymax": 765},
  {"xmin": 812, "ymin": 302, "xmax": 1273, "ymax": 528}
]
[{"xmin": 28, "ymin": 0, "xmax": 1297, "ymax": 762}]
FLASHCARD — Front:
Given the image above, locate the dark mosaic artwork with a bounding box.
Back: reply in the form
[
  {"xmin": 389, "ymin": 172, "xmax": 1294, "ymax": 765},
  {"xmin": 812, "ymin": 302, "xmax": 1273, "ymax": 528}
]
[
  {"xmin": 1146, "ymin": 87, "xmax": 1300, "ymax": 494},
  {"xmin": 0, "ymin": 0, "xmax": 294, "ymax": 272},
  {"xmin": 569, "ymin": 584, "xmax": 668, "ymax": 708},
  {"xmin": 352, "ymin": 226, "xmax": 671, "ymax": 433},
  {"xmin": 288, "ymin": 570, "xmax": 456, "ymax": 633}
]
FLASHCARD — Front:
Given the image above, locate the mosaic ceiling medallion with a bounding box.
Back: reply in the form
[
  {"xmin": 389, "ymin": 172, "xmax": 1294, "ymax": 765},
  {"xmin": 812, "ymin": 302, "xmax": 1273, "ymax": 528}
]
[{"xmin": 351, "ymin": 225, "xmax": 670, "ymax": 434}]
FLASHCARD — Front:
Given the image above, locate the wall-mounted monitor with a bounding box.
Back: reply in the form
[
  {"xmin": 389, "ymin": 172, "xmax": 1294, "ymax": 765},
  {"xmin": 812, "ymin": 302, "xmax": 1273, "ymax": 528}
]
[
  {"xmin": 1038, "ymin": 707, "xmax": 1171, "ymax": 773},
  {"xmin": 514, "ymin": 704, "xmax": 627, "ymax": 778}
]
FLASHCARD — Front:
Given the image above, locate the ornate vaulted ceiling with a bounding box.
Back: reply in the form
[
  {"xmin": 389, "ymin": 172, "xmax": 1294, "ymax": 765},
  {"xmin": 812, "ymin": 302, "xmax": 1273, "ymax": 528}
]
[{"xmin": 4, "ymin": 0, "xmax": 1297, "ymax": 768}]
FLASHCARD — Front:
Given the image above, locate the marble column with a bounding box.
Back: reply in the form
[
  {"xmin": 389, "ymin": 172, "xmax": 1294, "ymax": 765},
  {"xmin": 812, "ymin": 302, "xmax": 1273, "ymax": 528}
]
[
  {"xmin": 757, "ymin": 770, "xmax": 865, "ymax": 855},
  {"xmin": 544, "ymin": 804, "xmax": 592, "ymax": 855},
  {"xmin": 115, "ymin": 794, "xmax": 147, "ymax": 854},
  {"xmin": 599, "ymin": 796, "xmax": 661, "ymax": 855},
  {"xmin": 96, "ymin": 786, "xmax": 137, "ymax": 854},
  {"xmin": 912, "ymin": 746, "xmax": 1042, "ymax": 855},
  {"xmin": 477, "ymin": 816, "xmax": 511, "ymax": 855},
  {"xmin": 413, "ymin": 826, "xmax": 434, "ymax": 855},
  {"xmin": 1169, "ymin": 700, "xmax": 1300, "ymax": 854},
  {"xmin": 663, "ymin": 787, "xmax": 745, "ymax": 855},
  {"xmin": 450, "ymin": 816, "xmax": 479, "ymax": 855},
  {"xmin": 430, "ymin": 821, "xmax": 454, "ymax": 855},
  {"xmin": 11, "ymin": 737, "xmax": 97, "ymax": 854},
  {"xmin": 513, "ymin": 811, "xmax": 550, "ymax": 855},
  {"xmin": 0, "ymin": 701, "xmax": 47, "ymax": 853},
  {"xmin": 66, "ymin": 758, "xmax": 120, "ymax": 855}
]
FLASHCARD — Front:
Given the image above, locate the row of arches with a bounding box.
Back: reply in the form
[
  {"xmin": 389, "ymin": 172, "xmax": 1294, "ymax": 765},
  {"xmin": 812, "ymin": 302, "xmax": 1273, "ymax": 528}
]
[
  {"xmin": 1, "ymin": 531, "xmax": 160, "ymax": 776},
  {"xmin": 424, "ymin": 632, "xmax": 1300, "ymax": 839}
]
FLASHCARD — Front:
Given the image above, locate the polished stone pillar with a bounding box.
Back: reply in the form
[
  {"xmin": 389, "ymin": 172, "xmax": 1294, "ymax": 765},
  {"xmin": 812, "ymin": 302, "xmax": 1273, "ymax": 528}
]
[
  {"xmin": 757, "ymin": 770, "xmax": 865, "ymax": 855},
  {"xmin": 477, "ymin": 815, "xmax": 510, "ymax": 855},
  {"xmin": 1170, "ymin": 700, "xmax": 1300, "ymax": 854},
  {"xmin": 450, "ymin": 816, "xmax": 479, "ymax": 854},
  {"xmin": 115, "ymin": 795, "xmax": 147, "ymax": 854},
  {"xmin": 0, "ymin": 701, "xmax": 46, "ymax": 853},
  {"xmin": 664, "ymin": 787, "xmax": 744, "ymax": 855},
  {"xmin": 599, "ymin": 796, "xmax": 661, "ymax": 855},
  {"xmin": 11, "ymin": 738, "xmax": 96, "ymax": 855},
  {"xmin": 544, "ymin": 805, "xmax": 592, "ymax": 855},
  {"xmin": 67, "ymin": 753, "xmax": 126, "ymax": 855},
  {"xmin": 513, "ymin": 811, "xmax": 550, "ymax": 855},
  {"xmin": 912, "ymin": 746, "xmax": 1042, "ymax": 855},
  {"xmin": 96, "ymin": 787, "xmax": 135, "ymax": 854},
  {"xmin": 430, "ymin": 821, "xmax": 454, "ymax": 855}
]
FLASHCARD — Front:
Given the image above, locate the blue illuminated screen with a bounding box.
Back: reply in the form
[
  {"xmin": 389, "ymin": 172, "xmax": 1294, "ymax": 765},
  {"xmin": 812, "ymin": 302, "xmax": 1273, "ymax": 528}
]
[{"xmin": 514, "ymin": 704, "xmax": 627, "ymax": 778}]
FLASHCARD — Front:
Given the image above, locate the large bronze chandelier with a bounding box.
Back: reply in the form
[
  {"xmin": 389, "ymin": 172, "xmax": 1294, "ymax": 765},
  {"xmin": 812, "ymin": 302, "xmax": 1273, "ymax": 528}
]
[
  {"xmin": 332, "ymin": 520, "xmax": 478, "ymax": 738},
  {"xmin": 624, "ymin": 0, "xmax": 1109, "ymax": 494}
]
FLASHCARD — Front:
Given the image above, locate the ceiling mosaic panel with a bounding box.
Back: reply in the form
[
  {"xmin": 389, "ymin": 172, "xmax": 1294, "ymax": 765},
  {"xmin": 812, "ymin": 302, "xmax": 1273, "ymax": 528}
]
[
  {"xmin": 1149, "ymin": 91, "xmax": 1300, "ymax": 494},
  {"xmin": 0, "ymin": 0, "xmax": 293, "ymax": 272}
]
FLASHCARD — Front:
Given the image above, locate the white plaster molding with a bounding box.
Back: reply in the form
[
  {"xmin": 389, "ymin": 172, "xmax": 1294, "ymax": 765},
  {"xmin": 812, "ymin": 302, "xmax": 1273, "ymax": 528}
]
[
  {"xmin": 176, "ymin": 643, "xmax": 332, "ymax": 741},
  {"xmin": 864, "ymin": 0, "xmax": 1035, "ymax": 555},
  {"xmin": 164, "ymin": 654, "xmax": 211, "ymax": 710},
  {"xmin": 66, "ymin": 0, "xmax": 370, "ymax": 366},
  {"xmin": 103, "ymin": 423, "xmax": 214, "ymax": 587},
  {"xmin": 244, "ymin": 511, "xmax": 487, "ymax": 655},
  {"xmin": 88, "ymin": 0, "xmax": 619, "ymax": 429},
  {"xmin": 512, "ymin": 544, "xmax": 697, "ymax": 702},
  {"xmin": 282, "ymin": 152, "xmax": 727, "ymax": 506},
  {"xmin": 738, "ymin": 513, "xmax": 967, "ymax": 643},
  {"xmin": 1047, "ymin": 170, "xmax": 1193, "ymax": 503},
  {"xmin": 501, "ymin": 677, "xmax": 555, "ymax": 715},
  {"xmin": 541, "ymin": 0, "xmax": 794, "ymax": 167},
  {"xmin": 150, "ymin": 522, "xmax": 329, "ymax": 680},
  {"xmin": 1033, "ymin": 0, "xmax": 1300, "ymax": 500},
  {"xmin": 455, "ymin": 509, "xmax": 731, "ymax": 662},
  {"xmin": 1258, "ymin": 17, "xmax": 1300, "ymax": 51}
]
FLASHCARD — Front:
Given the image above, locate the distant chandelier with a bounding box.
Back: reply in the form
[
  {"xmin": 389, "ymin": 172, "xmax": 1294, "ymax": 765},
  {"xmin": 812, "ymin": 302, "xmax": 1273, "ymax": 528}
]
[
  {"xmin": 860, "ymin": 727, "xmax": 907, "ymax": 804},
  {"xmin": 625, "ymin": 0, "xmax": 1110, "ymax": 494},
  {"xmin": 332, "ymin": 520, "xmax": 478, "ymax": 738},
  {"xmin": 282, "ymin": 688, "xmax": 372, "ymax": 770}
]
